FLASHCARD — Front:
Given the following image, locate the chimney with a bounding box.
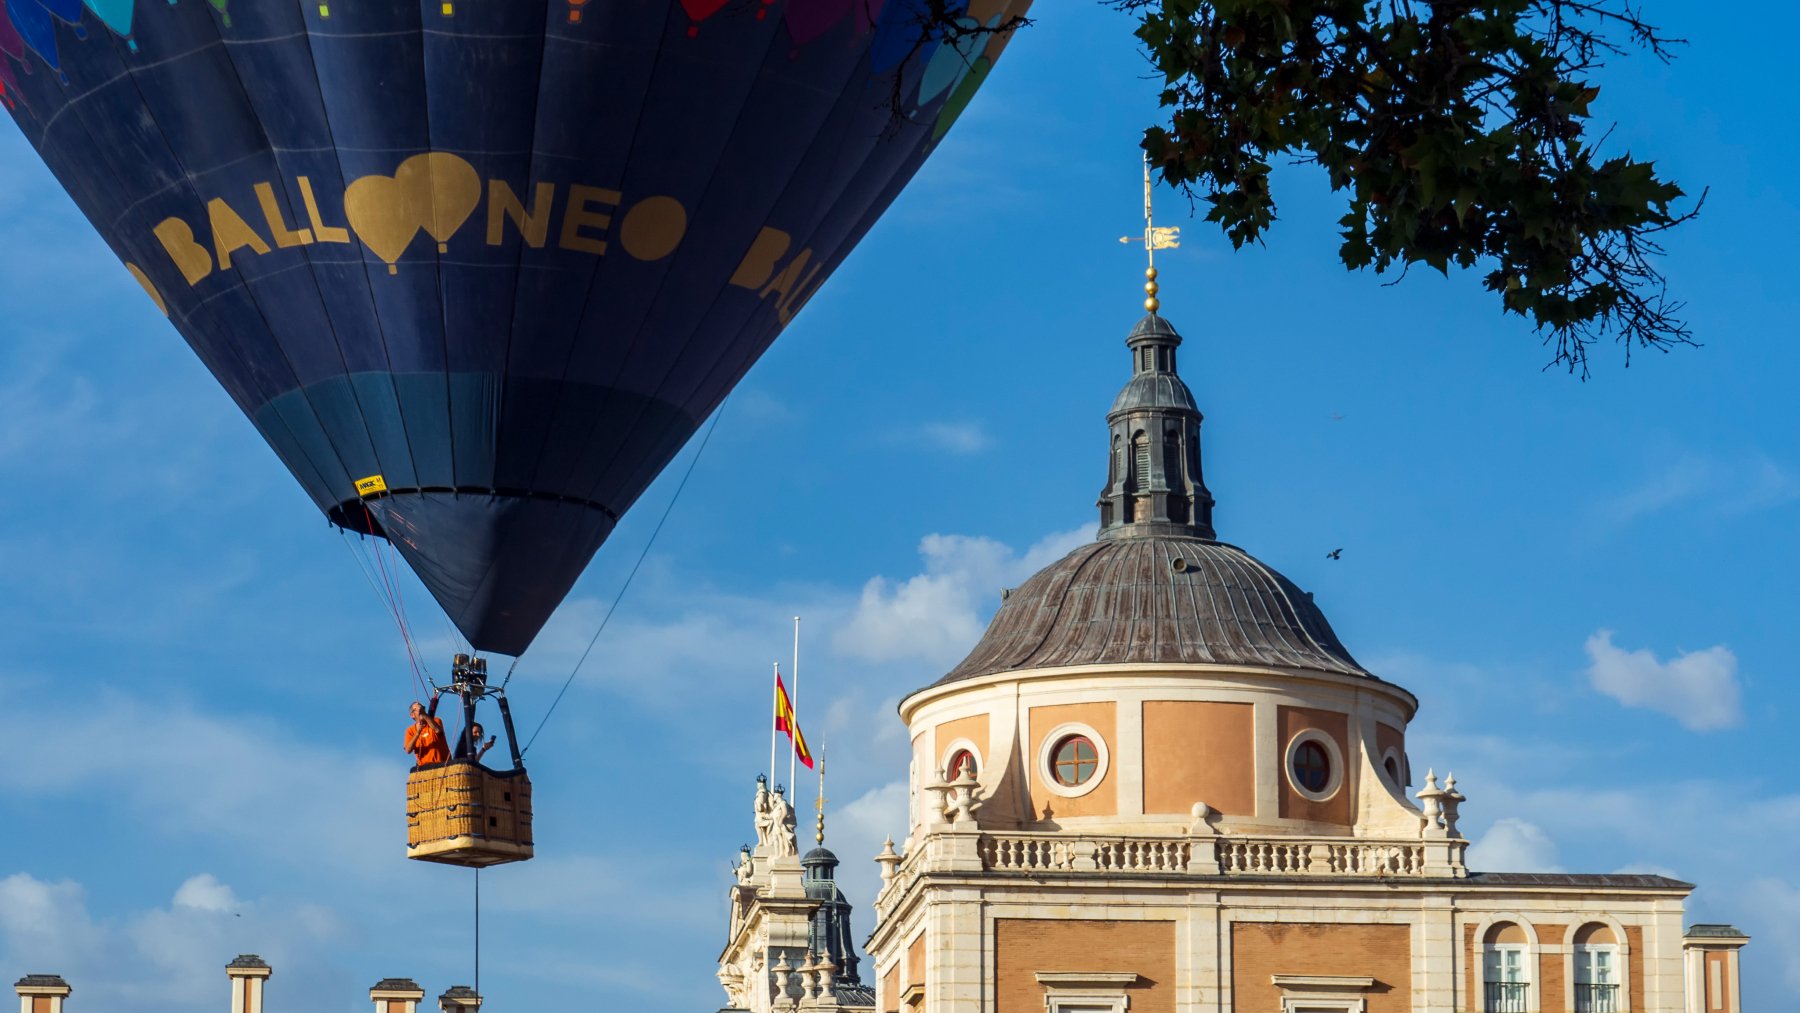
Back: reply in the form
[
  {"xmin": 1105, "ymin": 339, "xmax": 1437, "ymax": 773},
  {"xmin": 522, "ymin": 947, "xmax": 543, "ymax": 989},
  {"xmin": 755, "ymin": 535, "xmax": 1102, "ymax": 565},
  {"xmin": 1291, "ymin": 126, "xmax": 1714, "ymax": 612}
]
[
  {"xmin": 370, "ymin": 979, "xmax": 426, "ymax": 1013},
  {"xmin": 226, "ymin": 956, "xmax": 271, "ymax": 1013},
  {"xmin": 1684, "ymin": 925, "xmax": 1750, "ymax": 1013},
  {"xmin": 14, "ymin": 975, "xmax": 71, "ymax": 1013},
  {"xmin": 437, "ymin": 985, "xmax": 481, "ymax": 1013}
]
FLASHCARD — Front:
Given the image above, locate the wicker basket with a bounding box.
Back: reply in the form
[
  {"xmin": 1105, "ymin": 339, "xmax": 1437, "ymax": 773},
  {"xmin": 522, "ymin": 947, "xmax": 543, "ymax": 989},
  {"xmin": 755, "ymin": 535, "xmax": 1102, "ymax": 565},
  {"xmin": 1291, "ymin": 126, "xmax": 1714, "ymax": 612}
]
[{"xmin": 406, "ymin": 761, "xmax": 534, "ymax": 867}]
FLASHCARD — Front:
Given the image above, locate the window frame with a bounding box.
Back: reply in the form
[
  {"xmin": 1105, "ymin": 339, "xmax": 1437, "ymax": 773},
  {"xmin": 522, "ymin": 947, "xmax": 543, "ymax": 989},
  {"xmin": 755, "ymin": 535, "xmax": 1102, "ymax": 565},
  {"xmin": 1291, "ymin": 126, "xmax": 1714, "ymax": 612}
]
[
  {"xmin": 1035, "ymin": 722, "xmax": 1110, "ymax": 799},
  {"xmin": 939, "ymin": 738, "xmax": 984, "ymax": 784},
  {"xmin": 1283, "ymin": 728, "xmax": 1345, "ymax": 802}
]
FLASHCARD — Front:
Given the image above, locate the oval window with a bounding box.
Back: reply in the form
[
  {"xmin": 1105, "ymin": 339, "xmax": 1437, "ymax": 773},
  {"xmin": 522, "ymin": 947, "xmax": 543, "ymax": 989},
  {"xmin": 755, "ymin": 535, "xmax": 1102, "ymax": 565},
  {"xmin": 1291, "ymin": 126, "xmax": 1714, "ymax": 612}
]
[
  {"xmin": 1051, "ymin": 734, "xmax": 1099, "ymax": 787},
  {"xmin": 1383, "ymin": 754, "xmax": 1402, "ymax": 786},
  {"xmin": 946, "ymin": 749, "xmax": 977, "ymax": 780},
  {"xmin": 1292, "ymin": 740, "xmax": 1332, "ymax": 794}
]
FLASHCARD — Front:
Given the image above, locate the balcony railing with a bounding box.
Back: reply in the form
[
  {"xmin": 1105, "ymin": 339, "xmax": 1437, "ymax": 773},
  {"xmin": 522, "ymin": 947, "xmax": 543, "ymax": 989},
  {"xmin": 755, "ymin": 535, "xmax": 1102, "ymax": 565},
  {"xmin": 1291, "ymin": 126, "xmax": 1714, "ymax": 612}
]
[
  {"xmin": 977, "ymin": 831, "xmax": 1434, "ymax": 877},
  {"xmin": 1484, "ymin": 981, "xmax": 1529, "ymax": 1013},
  {"xmin": 1576, "ymin": 983, "xmax": 1621, "ymax": 1013}
]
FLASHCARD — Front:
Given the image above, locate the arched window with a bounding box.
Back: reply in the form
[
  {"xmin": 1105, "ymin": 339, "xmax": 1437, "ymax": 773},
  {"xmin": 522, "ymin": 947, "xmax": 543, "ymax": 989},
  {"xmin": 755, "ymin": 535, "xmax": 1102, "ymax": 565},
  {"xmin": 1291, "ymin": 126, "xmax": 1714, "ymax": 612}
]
[
  {"xmin": 1573, "ymin": 923, "xmax": 1621, "ymax": 1012},
  {"xmin": 946, "ymin": 749, "xmax": 977, "ymax": 781},
  {"xmin": 1482, "ymin": 923, "xmax": 1531, "ymax": 1013}
]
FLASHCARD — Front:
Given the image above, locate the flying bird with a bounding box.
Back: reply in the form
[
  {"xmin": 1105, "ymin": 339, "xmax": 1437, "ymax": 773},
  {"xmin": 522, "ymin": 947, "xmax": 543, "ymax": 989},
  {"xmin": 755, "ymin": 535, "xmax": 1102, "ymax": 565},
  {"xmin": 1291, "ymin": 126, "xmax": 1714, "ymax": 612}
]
[{"xmin": 1326, "ymin": 548, "xmax": 1343, "ymax": 560}]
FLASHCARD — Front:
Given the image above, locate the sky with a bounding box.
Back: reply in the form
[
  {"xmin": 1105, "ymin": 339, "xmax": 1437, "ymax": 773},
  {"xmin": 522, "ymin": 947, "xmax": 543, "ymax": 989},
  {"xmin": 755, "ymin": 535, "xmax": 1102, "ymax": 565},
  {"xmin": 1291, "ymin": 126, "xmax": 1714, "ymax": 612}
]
[{"xmin": 3, "ymin": 2, "xmax": 1798, "ymax": 1012}]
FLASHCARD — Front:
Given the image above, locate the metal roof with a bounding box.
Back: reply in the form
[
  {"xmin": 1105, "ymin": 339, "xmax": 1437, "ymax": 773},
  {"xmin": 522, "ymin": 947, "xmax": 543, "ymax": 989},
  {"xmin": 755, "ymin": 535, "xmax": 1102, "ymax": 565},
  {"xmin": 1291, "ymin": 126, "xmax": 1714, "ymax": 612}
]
[
  {"xmin": 935, "ymin": 537, "xmax": 1369, "ymax": 687},
  {"xmin": 1467, "ymin": 872, "xmax": 1695, "ymax": 890}
]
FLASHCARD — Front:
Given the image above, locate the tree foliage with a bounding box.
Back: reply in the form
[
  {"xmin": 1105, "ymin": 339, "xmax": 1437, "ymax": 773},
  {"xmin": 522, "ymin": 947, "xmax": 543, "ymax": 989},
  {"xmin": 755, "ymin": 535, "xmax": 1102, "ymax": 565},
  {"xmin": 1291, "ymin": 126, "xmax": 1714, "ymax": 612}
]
[{"xmin": 1110, "ymin": 0, "xmax": 1699, "ymax": 373}]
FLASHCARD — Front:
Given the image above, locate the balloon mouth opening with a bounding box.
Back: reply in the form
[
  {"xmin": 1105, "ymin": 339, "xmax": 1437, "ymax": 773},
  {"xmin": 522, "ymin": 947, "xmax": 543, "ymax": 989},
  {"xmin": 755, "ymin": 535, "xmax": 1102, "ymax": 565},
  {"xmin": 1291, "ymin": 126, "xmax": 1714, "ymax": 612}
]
[
  {"xmin": 330, "ymin": 500, "xmax": 389, "ymax": 538},
  {"xmin": 328, "ymin": 487, "xmax": 621, "ymax": 538}
]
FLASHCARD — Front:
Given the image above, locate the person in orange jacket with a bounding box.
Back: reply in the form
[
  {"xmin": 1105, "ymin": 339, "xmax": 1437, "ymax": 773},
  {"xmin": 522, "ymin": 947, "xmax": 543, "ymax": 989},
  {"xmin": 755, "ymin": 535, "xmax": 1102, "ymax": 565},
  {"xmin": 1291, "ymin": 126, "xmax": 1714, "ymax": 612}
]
[{"xmin": 405, "ymin": 692, "xmax": 449, "ymax": 768}]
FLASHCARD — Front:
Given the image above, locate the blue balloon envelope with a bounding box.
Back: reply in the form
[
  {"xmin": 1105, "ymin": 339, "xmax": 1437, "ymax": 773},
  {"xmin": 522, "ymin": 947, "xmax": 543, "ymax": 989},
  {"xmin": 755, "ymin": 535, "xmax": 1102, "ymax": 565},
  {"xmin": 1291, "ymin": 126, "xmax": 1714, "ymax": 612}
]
[{"xmin": 1, "ymin": 0, "xmax": 1029, "ymax": 655}]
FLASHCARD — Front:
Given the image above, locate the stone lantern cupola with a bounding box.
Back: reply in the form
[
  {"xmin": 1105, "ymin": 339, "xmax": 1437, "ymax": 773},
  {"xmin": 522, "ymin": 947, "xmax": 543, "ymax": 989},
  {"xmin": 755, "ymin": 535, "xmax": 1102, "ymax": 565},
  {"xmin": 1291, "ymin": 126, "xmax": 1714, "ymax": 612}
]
[{"xmin": 1096, "ymin": 313, "xmax": 1214, "ymax": 539}]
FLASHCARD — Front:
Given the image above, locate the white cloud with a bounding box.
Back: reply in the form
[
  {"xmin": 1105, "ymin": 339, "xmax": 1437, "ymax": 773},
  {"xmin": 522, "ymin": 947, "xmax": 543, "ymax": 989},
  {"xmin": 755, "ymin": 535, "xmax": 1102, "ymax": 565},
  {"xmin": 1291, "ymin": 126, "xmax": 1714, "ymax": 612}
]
[
  {"xmin": 1466, "ymin": 818, "xmax": 1564, "ymax": 873},
  {"xmin": 1600, "ymin": 453, "xmax": 1800, "ymax": 524},
  {"xmin": 832, "ymin": 780, "xmax": 910, "ymax": 913},
  {"xmin": 0, "ymin": 872, "xmax": 348, "ymax": 1013},
  {"xmin": 0, "ymin": 685, "xmax": 393, "ymax": 879},
  {"xmin": 834, "ymin": 524, "xmax": 1088, "ymax": 665},
  {"xmin": 171, "ymin": 874, "xmax": 240, "ymax": 913},
  {"xmin": 913, "ymin": 422, "xmax": 993, "ymax": 455},
  {"xmin": 1584, "ymin": 630, "xmax": 1742, "ymax": 731},
  {"xmin": 1739, "ymin": 878, "xmax": 1800, "ymax": 989}
]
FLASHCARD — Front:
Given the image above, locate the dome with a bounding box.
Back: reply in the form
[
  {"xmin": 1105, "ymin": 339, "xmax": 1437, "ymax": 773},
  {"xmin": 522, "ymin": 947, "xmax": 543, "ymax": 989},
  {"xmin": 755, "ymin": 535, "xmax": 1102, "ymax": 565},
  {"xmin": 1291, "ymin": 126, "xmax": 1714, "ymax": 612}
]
[
  {"xmin": 801, "ymin": 846, "xmax": 839, "ymax": 867},
  {"xmin": 1110, "ymin": 371, "xmax": 1198, "ymax": 414},
  {"xmin": 936, "ymin": 536, "xmax": 1369, "ymax": 686}
]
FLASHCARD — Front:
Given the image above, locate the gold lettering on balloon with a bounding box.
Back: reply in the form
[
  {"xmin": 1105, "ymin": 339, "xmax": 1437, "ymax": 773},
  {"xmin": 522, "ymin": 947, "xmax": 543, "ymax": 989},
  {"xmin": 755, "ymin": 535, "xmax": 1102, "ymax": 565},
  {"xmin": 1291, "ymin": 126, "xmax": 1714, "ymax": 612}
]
[
  {"xmin": 153, "ymin": 217, "xmax": 214, "ymax": 286},
  {"xmin": 344, "ymin": 152, "xmax": 482, "ymax": 273},
  {"xmin": 124, "ymin": 262, "xmax": 168, "ymax": 317},
  {"xmin": 758, "ymin": 248, "xmax": 824, "ymax": 325},
  {"xmin": 559, "ymin": 185, "xmax": 620, "ymax": 255},
  {"xmin": 728, "ymin": 227, "xmax": 793, "ymax": 289},
  {"xmin": 618, "ymin": 195, "xmax": 688, "ymax": 262},
  {"xmin": 406, "ymin": 153, "xmax": 482, "ymax": 253},
  {"xmin": 255, "ymin": 182, "xmax": 316, "ymax": 248},
  {"xmin": 487, "ymin": 180, "xmax": 555, "ymax": 248},
  {"xmin": 208, "ymin": 198, "xmax": 273, "ymax": 271},
  {"xmin": 298, "ymin": 176, "xmax": 351, "ymax": 244}
]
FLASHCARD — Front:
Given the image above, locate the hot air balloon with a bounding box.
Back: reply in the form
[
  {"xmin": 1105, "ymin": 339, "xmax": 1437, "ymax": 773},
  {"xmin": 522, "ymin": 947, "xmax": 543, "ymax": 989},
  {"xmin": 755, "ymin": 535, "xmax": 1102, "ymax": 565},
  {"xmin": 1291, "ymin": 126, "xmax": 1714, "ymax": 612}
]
[{"xmin": 0, "ymin": 0, "xmax": 1030, "ymax": 866}]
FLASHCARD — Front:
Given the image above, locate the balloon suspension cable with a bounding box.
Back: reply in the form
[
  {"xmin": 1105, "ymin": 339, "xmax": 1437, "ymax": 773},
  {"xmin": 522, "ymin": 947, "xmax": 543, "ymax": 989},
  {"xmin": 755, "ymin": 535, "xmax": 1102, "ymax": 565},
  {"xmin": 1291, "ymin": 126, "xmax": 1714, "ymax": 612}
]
[
  {"xmin": 338, "ymin": 526, "xmax": 429, "ymax": 698},
  {"xmin": 474, "ymin": 867, "xmax": 481, "ymax": 999},
  {"xmin": 521, "ymin": 399, "xmax": 729, "ymax": 756}
]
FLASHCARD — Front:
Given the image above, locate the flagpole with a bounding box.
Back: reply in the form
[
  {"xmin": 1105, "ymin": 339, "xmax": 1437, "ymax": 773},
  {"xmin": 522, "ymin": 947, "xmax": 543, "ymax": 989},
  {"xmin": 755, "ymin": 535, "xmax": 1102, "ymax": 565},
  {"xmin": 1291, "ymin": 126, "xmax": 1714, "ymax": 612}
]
[
  {"xmin": 770, "ymin": 661, "xmax": 779, "ymax": 790},
  {"xmin": 789, "ymin": 616, "xmax": 801, "ymax": 793}
]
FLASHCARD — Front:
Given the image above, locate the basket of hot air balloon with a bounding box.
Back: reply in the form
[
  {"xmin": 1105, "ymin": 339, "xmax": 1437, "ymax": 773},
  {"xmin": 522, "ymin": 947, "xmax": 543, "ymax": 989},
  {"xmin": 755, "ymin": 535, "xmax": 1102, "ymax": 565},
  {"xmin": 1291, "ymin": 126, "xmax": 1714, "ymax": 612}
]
[
  {"xmin": 0, "ymin": 0, "xmax": 1031, "ymax": 862},
  {"xmin": 407, "ymin": 763, "xmax": 534, "ymax": 868}
]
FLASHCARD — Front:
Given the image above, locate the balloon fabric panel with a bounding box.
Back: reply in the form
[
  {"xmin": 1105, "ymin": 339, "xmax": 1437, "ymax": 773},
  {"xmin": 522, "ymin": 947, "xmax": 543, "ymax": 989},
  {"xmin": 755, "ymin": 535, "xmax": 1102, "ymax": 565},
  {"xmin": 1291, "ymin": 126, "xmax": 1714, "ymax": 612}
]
[{"xmin": 0, "ymin": 0, "xmax": 1031, "ymax": 655}]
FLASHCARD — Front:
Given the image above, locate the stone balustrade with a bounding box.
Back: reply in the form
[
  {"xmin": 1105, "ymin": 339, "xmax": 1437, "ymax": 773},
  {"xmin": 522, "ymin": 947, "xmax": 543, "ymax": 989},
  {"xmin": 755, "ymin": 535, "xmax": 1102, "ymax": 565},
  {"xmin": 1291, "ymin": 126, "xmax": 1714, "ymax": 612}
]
[{"xmin": 878, "ymin": 828, "xmax": 1462, "ymax": 911}]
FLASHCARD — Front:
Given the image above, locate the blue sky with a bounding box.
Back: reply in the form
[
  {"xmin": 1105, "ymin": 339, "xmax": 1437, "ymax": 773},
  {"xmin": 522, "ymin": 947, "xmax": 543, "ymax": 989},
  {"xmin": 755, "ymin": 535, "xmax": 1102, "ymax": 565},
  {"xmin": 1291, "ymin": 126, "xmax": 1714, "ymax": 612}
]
[{"xmin": 4, "ymin": 3, "xmax": 1798, "ymax": 1011}]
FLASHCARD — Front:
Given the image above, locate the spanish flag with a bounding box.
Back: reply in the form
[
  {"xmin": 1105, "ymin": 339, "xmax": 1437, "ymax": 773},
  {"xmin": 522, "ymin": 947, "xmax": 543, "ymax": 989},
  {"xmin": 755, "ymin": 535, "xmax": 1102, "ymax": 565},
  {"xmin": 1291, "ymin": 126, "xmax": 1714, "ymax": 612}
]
[{"xmin": 774, "ymin": 672, "xmax": 814, "ymax": 769}]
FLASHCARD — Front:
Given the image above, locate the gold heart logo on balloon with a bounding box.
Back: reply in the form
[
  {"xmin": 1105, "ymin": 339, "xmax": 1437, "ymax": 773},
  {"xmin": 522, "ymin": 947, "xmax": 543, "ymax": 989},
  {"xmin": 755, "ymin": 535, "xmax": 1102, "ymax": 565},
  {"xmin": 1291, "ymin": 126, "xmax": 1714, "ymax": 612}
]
[{"xmin": 343, "ymin": 152, "xmax": 482, "ymax": 275}]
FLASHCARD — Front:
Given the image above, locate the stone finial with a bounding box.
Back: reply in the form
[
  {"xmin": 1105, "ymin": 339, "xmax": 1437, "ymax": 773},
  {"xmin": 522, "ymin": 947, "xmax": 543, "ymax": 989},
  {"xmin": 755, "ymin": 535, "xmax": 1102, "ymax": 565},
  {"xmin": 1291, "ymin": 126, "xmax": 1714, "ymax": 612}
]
[
  {"xmin": 945, "ymin": 767, "xmax": 983, "ymax": 825},
  {"xmin": 14, "ymin": 975, "xmax": 71, "ymax": 1013},
  {"xmin": 1186, "ymin": 801, "xmax": 1217, "ymax": 836},
  {"xmin": 437, "ymin": 985, "xmax": 482, "ymax": 1013},
  {"xmin": 1416, "ymin": 769, "xmax": 1447, "ymax": 839},
  {"xmin": 226, "ymin": 956, "xmax": 272, "ymax": 1013},
  {"xmin": 1442, "ymin": 772, "xmax": 1466, "ymax": 839}
]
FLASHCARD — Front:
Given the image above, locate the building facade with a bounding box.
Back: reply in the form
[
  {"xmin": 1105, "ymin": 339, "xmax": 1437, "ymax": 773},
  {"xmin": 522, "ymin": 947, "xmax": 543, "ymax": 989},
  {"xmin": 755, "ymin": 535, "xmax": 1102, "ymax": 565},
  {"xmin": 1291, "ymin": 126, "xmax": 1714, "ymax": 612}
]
[{"xmin": 813, "ymin": 305, "xmax": 1748, "ymax": 1013}]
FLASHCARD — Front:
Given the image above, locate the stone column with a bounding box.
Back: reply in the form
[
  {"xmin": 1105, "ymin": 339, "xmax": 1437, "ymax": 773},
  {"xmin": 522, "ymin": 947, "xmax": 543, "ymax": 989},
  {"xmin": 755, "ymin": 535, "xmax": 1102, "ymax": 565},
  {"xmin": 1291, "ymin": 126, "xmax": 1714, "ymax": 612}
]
[
  {"xmin": 370, "ymin": 978, "xmax": 426, "ymax": 1013},
  {"xmin": 226, "ymin": 956, "xmax": 271, "ymax": 1013},
  {"xmin": 1682, "ymin": 925, "xmax": 1750, "ymax": 1013},
  {"xmin": 13, "ymin": 975, "xmax": 70, "ymax": 1013},
  {"xmin": 923, "ymin": 885, "xmax": 984, "ymax": 1013},
  {"xmin": 437, "ymin": 985, "xmax": 482, "ymax": 1013}
]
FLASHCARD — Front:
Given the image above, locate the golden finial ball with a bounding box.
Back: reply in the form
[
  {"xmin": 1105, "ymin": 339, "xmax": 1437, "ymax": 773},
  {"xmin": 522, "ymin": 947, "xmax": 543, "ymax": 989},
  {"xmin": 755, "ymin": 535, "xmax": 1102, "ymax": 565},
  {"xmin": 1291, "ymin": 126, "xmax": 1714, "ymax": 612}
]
[
  {"xmin": 1146, "ymin": 266, "xmax": 1158, "ymax": 280},
  {"xmin": 1145, "ymin": 297, "xmax": 1161, "ymax": 312}
]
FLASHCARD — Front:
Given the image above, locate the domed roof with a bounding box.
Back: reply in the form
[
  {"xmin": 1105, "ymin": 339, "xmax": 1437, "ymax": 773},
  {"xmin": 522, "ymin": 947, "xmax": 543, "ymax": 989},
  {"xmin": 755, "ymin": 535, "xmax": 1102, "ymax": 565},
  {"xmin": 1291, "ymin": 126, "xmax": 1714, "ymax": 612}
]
[
  {"xmin": 1110, "ymin": 371, "xmax": 1198, "ymax": 414},
  {"xmin": 935, "ymin": 537, "xmax": 1368, "ymax": 686}
]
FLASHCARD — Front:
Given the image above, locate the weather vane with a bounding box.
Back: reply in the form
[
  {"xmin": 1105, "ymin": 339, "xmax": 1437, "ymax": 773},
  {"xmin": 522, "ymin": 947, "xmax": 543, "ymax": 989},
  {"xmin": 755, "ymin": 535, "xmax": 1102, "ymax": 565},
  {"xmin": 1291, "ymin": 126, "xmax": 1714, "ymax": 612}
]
[{"xmin": 1119, "ymin": 153, "xmax": 1181, "ymax": 313}]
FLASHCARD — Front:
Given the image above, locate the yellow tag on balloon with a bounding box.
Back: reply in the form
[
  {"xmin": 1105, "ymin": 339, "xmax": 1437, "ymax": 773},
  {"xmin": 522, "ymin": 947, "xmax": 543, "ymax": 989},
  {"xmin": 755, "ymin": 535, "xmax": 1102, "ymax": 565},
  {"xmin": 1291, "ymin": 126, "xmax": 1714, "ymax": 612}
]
[{"xmin": 355, "ymin": 474, "xmax": 389, "ymax": 497}]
